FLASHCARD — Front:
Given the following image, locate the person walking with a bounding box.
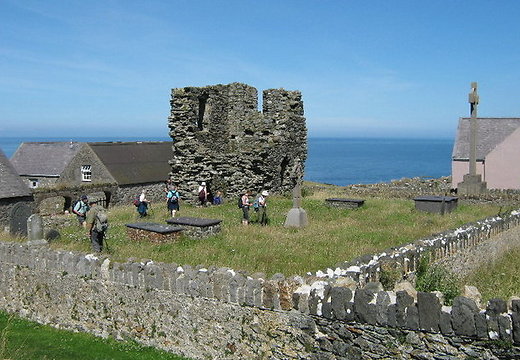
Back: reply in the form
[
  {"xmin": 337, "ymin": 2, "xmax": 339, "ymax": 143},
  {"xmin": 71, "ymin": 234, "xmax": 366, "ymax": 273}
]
[
  {"xmin": 72, "ymin": 195, "xmax": 90, "ymax": 228},
  {"xmin": 198, "ymin": 182, "xmax": 209, "ymax": 206},
  {"xmin": 258, "ymin": 190, "xmax": 269, "ymax": 225},
  {"xmin": 240, "ymin": 190, "xmax": 253, "ymax": 225},
  {"xmin": 85, "ymin": 200, "xmax": 108, "ymax": 253},
  {"xmin": 137, "ymin": 190, "xmax": 149, "ymax": 217},
  {"xmin": 167, "ymin": 184, "xmax": 181, "ymax": 217}
]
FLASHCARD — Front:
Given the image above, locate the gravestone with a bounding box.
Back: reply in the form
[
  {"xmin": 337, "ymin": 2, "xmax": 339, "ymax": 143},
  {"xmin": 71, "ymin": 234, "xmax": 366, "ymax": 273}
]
[
  {"xmin": 165, "ymin": 217, "xmax": 222, "ymax": 238},
  {"xmin": 126, "ymin": 222, "xmax": 183, "ymax": 243},
  {"xmin": 325, "ymin": 198, "xmax": 365, "ymax": 209},
  {"xmin": 27, "ymin": 214, "xmax": 43, "ymax": 241},
  {"xmin": 9, "ymin": 202, "xmax": 32, "ymax": 237},
  {"xmin": 284, "ymin": 183, "xmax": 308, "ymax": 228},
  {"xmin": 413, "ymin": 196, "xmax": 458, "ymax": 214}
]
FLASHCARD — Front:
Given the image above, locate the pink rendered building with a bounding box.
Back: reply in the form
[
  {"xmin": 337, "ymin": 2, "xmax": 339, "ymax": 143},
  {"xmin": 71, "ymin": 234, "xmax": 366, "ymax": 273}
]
[{"xmin": 452, "ymin": 118, "xmax": 520, "ymax": 190}]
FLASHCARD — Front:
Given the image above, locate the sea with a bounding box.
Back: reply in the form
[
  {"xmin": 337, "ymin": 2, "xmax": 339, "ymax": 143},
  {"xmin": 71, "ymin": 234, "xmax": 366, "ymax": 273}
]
[{"xmin": 0, "ymin": 136, "xmax": 453, "ymax": 186}]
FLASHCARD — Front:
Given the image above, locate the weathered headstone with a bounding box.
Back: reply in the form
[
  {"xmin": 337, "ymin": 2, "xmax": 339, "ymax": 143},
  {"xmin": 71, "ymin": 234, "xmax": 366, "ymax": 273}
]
[
  {"xmin": 27, "ymin": 214, "xmax": 43, "ymax": 241},
  {"xmin": 9, "ymin": 202, "xmax": 32, "ymax": 237},
  {"xmin": 284, "ymin": 183, "xmax": 308, "ymax": 228}
]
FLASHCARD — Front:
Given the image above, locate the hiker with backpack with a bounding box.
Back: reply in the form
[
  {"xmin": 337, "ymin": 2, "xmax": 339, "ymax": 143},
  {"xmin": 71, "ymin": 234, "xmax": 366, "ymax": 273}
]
[
  {"xmin": 239, "ymin": 190, "xmax": 253, "ymax": 225},
  {"xmin": 137, "ymin": 190, "xmax": 149, "ymax": 217},
  {"xmin": 85, "ymin": 200, "xmax": 108, "ymax": 253},
  {"xmin": 72, "ymin": 195, "xmax": 90, "ymax": 228},
  {"xmin": 166, "ymin": 184, "xmax": 181, "ymax": 217}
]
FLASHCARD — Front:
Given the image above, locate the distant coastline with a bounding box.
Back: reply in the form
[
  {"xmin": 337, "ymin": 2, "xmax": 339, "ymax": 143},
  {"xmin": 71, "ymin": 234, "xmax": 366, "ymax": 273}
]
[{"xmin": 0, "ymin": 136, "xmax": 453, "ymax": 187}]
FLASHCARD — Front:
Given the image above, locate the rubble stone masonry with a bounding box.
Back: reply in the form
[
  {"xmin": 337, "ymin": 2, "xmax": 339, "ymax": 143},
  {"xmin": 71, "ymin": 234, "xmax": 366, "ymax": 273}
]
[{"xmin": 167, "ymin": 83, "xmax": 307, "ymax": 201}]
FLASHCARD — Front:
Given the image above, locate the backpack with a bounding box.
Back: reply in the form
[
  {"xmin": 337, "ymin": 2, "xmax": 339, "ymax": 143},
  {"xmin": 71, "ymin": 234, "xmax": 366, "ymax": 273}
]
[
  {"xmin": 169, "ymin": 191, "xmax": 179, "ymax": 203},
  {"xmin": 133, "ymin": 195, "xmax": 140, "ymax": 207},
  {"xmin": 253, "ymin": 199, "xmax": 260, "ymax": 212},
  {"xmin": 95, "ymin": 210, "xmax": 109, "ymax": 232},
  {"xmin": 237, "ymin": 196, "xmax": 243, "ymax": 209}
]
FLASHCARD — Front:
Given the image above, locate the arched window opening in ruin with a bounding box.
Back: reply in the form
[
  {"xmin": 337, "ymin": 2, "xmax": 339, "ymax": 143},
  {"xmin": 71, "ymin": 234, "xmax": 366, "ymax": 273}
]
[
  {"xmin": 280, "ymin": 157, "xmax": 289, "ymax": 186},
  {"xmin": 63, "ymin": 196, "xmax": 73, "ymax": 213},
  {"xmin": 197, "ymin": 94, "xmax": 208, "ymax": 131},
  {"xmin": 104, "ymin": 191, "xmax": 112, "ymax": 208}
]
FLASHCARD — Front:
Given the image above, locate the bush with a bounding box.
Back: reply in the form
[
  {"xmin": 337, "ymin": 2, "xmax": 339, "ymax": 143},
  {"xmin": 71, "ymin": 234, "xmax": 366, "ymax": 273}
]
[
  {"xmin": 415, "ymin": 253, "xmax": 460, "ymax": 305},
  {"xmin": 379, "ymin": 261, "xmax": 403, "ymax": 290}
]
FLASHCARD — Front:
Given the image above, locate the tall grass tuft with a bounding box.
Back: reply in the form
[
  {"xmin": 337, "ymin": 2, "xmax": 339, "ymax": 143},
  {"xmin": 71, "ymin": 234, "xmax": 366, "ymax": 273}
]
[{"xmin": 415, "ymin": 253, "xmax": 461, "ymax": 305}]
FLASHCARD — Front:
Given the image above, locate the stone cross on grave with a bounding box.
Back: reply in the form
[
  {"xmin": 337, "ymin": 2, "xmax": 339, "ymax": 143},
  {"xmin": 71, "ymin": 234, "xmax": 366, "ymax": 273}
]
[
  {"xmin": 284, "ymin": 181, "xmax": 308, "ymax": 228},
  {"xmin": 457, "ymin": 82, "xmax": 487, "ymax": 195},
  {"xmin": 468, "ymin": 82, "xmax": 479, "ymax": 176}
]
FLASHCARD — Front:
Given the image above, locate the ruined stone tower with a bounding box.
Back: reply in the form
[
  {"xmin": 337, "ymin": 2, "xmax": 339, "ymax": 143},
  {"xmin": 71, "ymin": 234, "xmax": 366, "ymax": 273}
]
[{"xmin": 167, "ymin": 82, "xmax": 307, "ymax": 199}]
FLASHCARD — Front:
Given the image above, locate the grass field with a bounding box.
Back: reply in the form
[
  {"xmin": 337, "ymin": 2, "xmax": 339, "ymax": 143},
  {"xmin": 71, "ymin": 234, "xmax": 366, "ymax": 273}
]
[
  {"xmin": 0, "ymin": 311, "xmax": 189, "ymax": 360},
  {"xmin": 35, "ymin": 186, "xmax": 502, "ymax": 277},
  {"xmin": 463, "ymin": 246, "xmax": 520, "ymax": 302}
]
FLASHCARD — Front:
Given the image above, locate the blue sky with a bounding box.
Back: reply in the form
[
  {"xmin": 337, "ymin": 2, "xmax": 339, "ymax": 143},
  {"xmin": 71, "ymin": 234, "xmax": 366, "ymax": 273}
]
[{"xmin": 1, "ymin": 1, "xmax": 520, "ymax": 139}]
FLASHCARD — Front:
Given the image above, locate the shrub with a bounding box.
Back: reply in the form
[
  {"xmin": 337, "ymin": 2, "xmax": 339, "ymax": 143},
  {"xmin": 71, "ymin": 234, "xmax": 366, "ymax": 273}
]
[
  {"xmin": 415, "ymin": 253, "xmax": 461, "ymax": 305},
  {"xmin": 379, "ymin": 261, "xmax": 403, "ymax": 290}
]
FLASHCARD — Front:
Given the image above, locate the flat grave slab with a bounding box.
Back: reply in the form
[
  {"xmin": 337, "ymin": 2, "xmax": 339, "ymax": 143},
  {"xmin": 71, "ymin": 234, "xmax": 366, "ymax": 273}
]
[
  {"xmin": 413, "ymin": 196, "xmax": 458, "ymax": 214},
  {"xmin": 325, "ymin": 198, "xmax": 365, "ymax": 209},
  {"xmin": 125, "ymin": 222, "xmax": 183, "ymax": 243},
  {"xmin": 166, "ymin": 217, "xmax": 222, "ymax": 239}
]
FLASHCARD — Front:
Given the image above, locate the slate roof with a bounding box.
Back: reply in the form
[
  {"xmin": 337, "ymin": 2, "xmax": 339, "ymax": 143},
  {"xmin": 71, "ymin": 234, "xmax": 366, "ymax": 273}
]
[
  {"xmin": 0, "ymin": 149, "xmax": 31, "ymax": 199},
  {"xmin": 10, "ymin": 142, "xmax": 83, "ymax": 176},
  {"xmin": 88, "ymin": 142, "xmax": 172, "ymax": 185},
  {"xmin": 452, "ymin": 118, "xmax": 520, "ymax": 160}
]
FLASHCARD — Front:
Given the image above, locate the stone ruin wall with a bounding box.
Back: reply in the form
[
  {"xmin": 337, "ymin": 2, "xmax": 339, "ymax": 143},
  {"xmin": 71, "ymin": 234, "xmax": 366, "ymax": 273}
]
[
  {"xmin": 1, "ymin": 209, "xmax": 520, "ymax": 358},
  {"xmin": 167, "ymin": 83, "xmax": 307, "ymax": 200}
]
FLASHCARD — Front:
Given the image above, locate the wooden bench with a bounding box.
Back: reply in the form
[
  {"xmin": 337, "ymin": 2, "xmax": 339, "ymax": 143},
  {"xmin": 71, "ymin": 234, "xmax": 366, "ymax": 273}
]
[
  {"xmin": 125, "ymin": 222, "xmax": 183, "ymax": 243},
  {"xmin": 325, "ymin": 198, "xmax": 365, "ymax": 209},
  {"xmin": 165, "ymin": 217, "xmax": 222, "ymax": 239},
  {"xmin": 413, "ymin": 196, "xmax": 458, "ymax": 214}
]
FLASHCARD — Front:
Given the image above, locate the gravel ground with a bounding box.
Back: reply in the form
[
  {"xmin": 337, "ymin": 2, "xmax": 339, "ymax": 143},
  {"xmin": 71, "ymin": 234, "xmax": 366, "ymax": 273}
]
[{"xmin": 436, "ymin": 224, "xmax": 520, "ymax": 278}]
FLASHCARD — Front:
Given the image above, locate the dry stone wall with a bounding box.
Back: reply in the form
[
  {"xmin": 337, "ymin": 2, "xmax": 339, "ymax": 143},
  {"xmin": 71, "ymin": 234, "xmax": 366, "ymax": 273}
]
[
  {"xmin": 167, "ymin": 83, "xmax": 307, "ymax": 201},
  {"xmin": 1, "ymin": 207, "xmax": 520, "ymax": 359}
]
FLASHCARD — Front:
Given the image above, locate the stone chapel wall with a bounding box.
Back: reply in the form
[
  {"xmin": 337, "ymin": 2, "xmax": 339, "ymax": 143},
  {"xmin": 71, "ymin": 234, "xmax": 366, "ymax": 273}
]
[{"xmin": 167, "ymin": 83, "xmax": 307, "ymax": 200}]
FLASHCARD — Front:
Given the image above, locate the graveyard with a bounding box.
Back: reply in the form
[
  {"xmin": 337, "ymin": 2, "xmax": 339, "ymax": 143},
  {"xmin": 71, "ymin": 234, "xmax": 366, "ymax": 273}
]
[{"xmin": 7, "ymin": 181, "xmax": 502, "ymax": 290}]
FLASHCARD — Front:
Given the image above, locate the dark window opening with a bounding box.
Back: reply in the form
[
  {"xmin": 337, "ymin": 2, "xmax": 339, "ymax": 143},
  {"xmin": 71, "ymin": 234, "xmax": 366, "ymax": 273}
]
[
  {"xmin": 198, "ymin": 94, "xmax": 208, "ymax": 130},
  {"xmin": 280, "ymin": 157, "xmax": 289, "ymax": 186}
]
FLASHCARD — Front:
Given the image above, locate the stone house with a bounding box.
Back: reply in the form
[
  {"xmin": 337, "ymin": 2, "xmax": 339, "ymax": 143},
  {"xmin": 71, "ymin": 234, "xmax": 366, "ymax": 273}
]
[
  {"xmin": 10, "ymin": 141, "xmax": 173, "ymax": 206},
  {"xmin": 0, "ymin": 149, "xmax": 33, "ymax": 233},
  {"xmin": 88, "ymin": 141, "xmax": 172, "ymax": 204},
  {"xmin": 452, "ymin": 117, "xmax": 520, "ymax": 190},
  {"xmin": 168, "ymin": 82, "xmax": 307, "ymax": 200}
]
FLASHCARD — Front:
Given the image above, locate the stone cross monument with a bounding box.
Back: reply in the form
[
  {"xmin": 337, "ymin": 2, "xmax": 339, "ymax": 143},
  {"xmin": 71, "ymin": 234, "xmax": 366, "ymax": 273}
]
[
  {"xmin": 468, "ymin": 82, "xmax": 479, "ymax": 176},
  {"xmin": 284, "ymin": 182, "xmax": 308, "ymax": 228},
  {"xmin": 457, "ymin": 82, "xmax": 487, "ymax": 195}
]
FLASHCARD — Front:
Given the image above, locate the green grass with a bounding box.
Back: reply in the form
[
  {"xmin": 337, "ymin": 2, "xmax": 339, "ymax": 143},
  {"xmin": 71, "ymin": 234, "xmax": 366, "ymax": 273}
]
[
  {"xmin": 28, "ymin": 186, "xmax": 502, "ymax": 277},
  {"xmin": 463, "ymin": 246, "xmax": 520, "ymax": 303},
  {"xmin": 0, "ymin": 311, "xmax": 189, "ymax": 360}
]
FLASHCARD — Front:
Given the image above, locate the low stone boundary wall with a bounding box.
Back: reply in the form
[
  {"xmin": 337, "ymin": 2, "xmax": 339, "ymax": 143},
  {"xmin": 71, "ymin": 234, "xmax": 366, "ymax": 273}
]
[
  {"xmin": 0, "ymin": 238, "xmax": 519, "ymax": 359},
  {"xmin": 312, "ymin": 209, "xmax": 520, "ymax": 288}
]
